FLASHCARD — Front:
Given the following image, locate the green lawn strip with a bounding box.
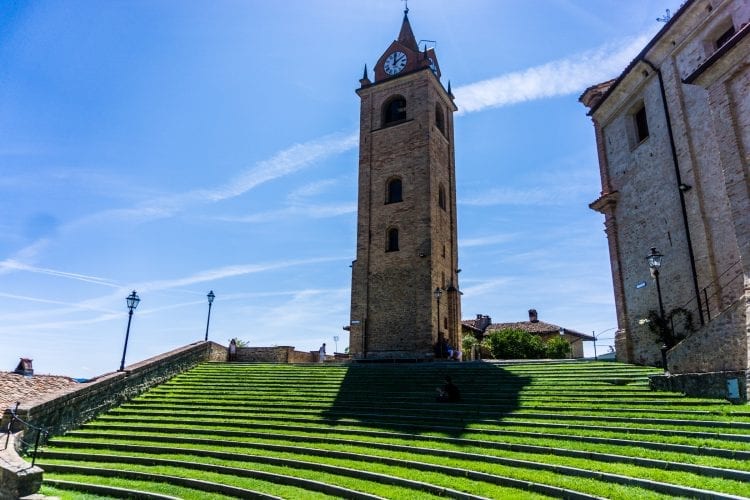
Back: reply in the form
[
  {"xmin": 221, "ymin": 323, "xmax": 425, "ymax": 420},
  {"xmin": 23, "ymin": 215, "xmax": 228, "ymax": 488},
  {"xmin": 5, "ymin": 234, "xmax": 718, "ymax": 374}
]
[
  {"xmin": 38, "ymin": 454, "xmax": 493, "ymax": 500},
  {"xmin": 40, "ymin": 459, "xmax": 364, "ymax": 499},
  {"xmin": 55, "ymin": 428, "xmax": 750, "ymax": 474},
  {"xmin": 41, "ymin": 473, "xmax": 237, "ymax": 499},
  {"xmin": 39, "ymin": 485, "xmax": 121, "ymax": 500},
  {"xmin": 52, "ymin": 428, "xmax": 750, "ymax": 472},
  {"xmin": 41, "ymin": 446, "xmax": 649, "ymax": 500},
  {"xmin": 47, "ymin": 434, "xmax": 750, "ymax": 497},
  {"xmin": 106, "ymin": 405, "xmax": 750, "ymax": 437},
  {"xmin": 87, "ymin": 412, "xmax": 750, "ymax": 452}
]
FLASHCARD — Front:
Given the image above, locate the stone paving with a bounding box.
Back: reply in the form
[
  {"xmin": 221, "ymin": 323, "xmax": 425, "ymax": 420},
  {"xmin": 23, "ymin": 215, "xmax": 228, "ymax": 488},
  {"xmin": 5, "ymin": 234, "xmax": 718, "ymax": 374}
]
[{"xmin": 0, "ymin": 372, "xmax": 82, "ymax": 413}]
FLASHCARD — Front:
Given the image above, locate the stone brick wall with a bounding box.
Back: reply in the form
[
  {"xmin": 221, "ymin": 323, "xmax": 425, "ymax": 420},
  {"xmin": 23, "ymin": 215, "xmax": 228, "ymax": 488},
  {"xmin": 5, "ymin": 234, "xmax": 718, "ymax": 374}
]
[
  {"xmin": 650, "ymin": 370, "xmax": 747, "ymax": 401},
  {"xmin": 583, "ymin": 0, "xmax": 749, "ymax": 382},
  {"xmin": 350, "ymin": 64, "xmax": 460, "ymax": 360},
  {"xmin": 3, "ymin": 341, "xmax": 224, "ymax": 447},
  {"xmin": 234, "ymin": 346, "xmax": 314, "ymax": 363}
]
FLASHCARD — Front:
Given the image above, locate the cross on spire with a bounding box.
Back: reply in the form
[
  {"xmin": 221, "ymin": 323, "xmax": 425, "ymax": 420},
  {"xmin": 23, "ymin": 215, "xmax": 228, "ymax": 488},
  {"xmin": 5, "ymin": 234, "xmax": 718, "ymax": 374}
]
[{"xmin": 402, "ymin": 0, "xmax": 409, "ymax": 15}]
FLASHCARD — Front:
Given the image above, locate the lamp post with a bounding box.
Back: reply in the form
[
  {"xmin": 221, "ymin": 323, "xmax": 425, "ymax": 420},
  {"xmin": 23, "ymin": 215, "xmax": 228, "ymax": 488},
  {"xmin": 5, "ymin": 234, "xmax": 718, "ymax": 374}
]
[
  {"xmin": 119, "ymin": 290, "xmax": 140, "ymax": 371},
  {"xmin": 647, "ymin": 247, "xmax": 669, "ymax": 373},
  {"xmin": 592, "ymin": 327, "xmax": 617, "ymax": 361},
  {"xmin": 333, "ymin": 335, "xmax": 339, "ymax": 354},
  {"xmin": 204, "ymin": 290, "xmax": 215, "ymax": 342},
  {"xmin": 434, "ymin": 287, "xmax": 443, "ymax": 338}
]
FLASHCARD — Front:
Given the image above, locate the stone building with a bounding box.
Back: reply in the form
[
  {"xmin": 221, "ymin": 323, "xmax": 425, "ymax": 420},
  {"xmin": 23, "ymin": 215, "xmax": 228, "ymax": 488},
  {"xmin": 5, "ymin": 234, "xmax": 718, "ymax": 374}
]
[
  {"xmin": 348, "ymin": 9, "xmax": 461, "ymax": 359},
  {"xmin": 581, "ymin": 0, "xmax": 749, "ymax": 398},
  {"xmin": 462, "ymin": 310, "xmax": 594, "ymax": 359}
]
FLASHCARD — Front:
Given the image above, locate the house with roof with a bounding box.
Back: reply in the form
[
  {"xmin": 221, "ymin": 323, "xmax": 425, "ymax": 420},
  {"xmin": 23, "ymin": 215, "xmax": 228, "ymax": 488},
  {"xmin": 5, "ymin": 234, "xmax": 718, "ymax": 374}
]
[{"xmin": 462, "ymin": 309, "xmax": 594, "ymax": 358}]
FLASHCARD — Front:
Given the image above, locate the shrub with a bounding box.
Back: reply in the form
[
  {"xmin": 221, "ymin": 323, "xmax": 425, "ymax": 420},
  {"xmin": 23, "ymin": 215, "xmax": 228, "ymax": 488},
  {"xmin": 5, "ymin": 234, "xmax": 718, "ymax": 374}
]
[
  {"xmin": 544, "ymin": 336, "xmax": 571, "ymax": 359},
  {"xmin": 461, "ymin": 333, "xmax": 478, "ymax": 353},
  {"xmin": 481, "ymin": 328, "xmax": 546, "ymax": 359}
]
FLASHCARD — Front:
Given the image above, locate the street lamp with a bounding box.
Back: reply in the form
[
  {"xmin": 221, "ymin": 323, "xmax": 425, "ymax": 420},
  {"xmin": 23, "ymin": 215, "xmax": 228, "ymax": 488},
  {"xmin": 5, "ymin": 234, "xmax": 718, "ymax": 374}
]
[
  {"xmin": 204, "ymin": 290, "xmax": 215, "ymax": 342},
  {"xmin": 119, "ymin": 290, "xmax": 140, "ymax": 371},
  {"xmin": 592, "ymin": 327, "xmax": 616, "ymax": 361},
  {"xmin": 434, "ymin": 287, "xmax": 443, "ymax": 337},
  {"xmin": 647, "ymin": 247, "xmax": 669, "ymax": 373},
  {"xmin": 333, "ymin": 335, "xmax": 339, "ymax": 353}
]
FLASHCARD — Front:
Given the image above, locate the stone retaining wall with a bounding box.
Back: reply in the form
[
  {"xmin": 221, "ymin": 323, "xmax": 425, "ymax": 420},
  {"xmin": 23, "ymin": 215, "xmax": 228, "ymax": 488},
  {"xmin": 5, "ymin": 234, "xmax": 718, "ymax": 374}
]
[
  {"xmin": 650, "ymin": 370, "xmax": 748, "ymax": 402},
  {"xmin": 2, "ymin": 341, "xmax": 226, "ymax": 446},
  {"xmin": 235, "ymin": 347, "xmax": 314, "ymax": 363}
]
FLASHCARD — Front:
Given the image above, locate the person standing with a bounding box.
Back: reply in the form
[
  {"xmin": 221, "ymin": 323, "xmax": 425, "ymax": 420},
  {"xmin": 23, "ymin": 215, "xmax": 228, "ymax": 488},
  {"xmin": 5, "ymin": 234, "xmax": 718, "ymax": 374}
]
[{"xmin": 319, "ymin": 343, "xmax": 326, "ymax": 363}]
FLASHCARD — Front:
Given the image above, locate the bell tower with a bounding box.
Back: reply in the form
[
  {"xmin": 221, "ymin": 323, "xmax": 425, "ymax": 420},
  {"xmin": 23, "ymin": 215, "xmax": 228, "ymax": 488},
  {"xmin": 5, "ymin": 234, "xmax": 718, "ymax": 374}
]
[{"xmin": 349, "ymin": 8, "xmax": 461, "ymax": 359}]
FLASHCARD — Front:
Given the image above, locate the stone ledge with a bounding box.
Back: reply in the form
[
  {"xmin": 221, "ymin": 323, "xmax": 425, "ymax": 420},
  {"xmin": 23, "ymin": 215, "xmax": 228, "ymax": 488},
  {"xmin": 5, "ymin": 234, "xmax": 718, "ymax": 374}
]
[
  {"xmin": 0, "ymin": 432, "xmax": 43, "ymax": 500},
  {"xmin": 649, "ymin": 370, "xmax": 748, "ymax": 401}
]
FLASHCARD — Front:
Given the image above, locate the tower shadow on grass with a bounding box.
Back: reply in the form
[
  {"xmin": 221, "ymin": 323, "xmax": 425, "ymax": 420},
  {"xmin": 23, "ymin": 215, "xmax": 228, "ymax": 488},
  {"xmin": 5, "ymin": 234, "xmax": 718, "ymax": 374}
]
[{"xmin": 321, "ymin": 362, "xmax": 531, "ymax": 437}]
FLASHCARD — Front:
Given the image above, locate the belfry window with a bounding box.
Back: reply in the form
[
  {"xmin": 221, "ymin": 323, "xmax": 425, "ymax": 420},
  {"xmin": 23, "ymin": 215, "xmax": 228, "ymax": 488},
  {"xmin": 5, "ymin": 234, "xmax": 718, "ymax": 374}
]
[
  {"xmin": 715, "ymin": 25, "xmax": 736, "ymax": 49},
  {"xmin": 435, "ymin": 104, "xmax": 445, "ymax": 135},
  {"xmin": 386, "ymin": 178, "xmax": 403, "ymax": 204},
  {"xmin": 383, "ymin": 96, "xmax": 407, "ymax": 125},
  {"xmin": 438, "ymin": 184, "xmax": 446, "ymax": 210},
  {"xmin": 386, "ymin": 228, "xmax": 400, "ymax": 252}
]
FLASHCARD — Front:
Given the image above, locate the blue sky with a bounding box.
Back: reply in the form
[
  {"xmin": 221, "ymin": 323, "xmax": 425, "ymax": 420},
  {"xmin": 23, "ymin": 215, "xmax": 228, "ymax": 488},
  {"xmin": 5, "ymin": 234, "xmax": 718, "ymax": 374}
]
[{"xmin": 0, "ymin": 0, "xmax": 683, "ymax": 377}]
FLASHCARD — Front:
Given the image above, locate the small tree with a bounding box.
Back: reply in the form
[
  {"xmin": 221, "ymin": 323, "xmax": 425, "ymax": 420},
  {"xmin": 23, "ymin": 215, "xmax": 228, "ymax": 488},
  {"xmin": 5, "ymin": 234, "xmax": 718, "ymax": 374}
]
[
  {"xmin": 544, "ymin": 336, "xmax": 571, "ymax": 359},
  {"xmin": 230, "ymin": 337, "xmax": 250, "ymax": 348},
  {"xmin": 643, "ymin": 307, "xmax": 695, "ymax": 348},
  {"xmin": 462, "ymin": 333, "xmax": 478, "ymax": 354},
  {"xmin": 481, "ymin": 328, "xmax": 546, "ymax": 359}
]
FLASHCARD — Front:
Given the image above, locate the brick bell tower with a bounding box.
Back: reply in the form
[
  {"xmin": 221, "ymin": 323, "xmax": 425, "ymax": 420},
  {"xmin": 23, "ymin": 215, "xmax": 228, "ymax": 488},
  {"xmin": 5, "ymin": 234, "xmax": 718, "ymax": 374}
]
[{"xmin": 349, "ymin": 7, "xmax": 461, "ymax": 359}]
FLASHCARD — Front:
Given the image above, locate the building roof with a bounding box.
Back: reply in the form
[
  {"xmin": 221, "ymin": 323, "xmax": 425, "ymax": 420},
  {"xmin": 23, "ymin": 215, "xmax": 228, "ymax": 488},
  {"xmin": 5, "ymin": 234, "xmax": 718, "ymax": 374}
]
[
  {"xmin": 486, "ymin": 321, "xmax": 595, "ymax": 341},
  {"xmin": 0, "ymin": 371, "xmax": 83, "ymax": 413},
  {"xmin": 584, "ymin": 0, "xmax": 696, "ymax": 116},
  {"xmin": 461, "ymin": 319, "xmax": 484, "ymax": 333}
]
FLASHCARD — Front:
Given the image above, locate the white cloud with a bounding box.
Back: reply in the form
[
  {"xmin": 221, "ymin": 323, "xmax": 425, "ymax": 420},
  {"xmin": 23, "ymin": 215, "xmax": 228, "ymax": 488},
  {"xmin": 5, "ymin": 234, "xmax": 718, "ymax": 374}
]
[
  {"xmin": 215, "ymin": 202, "xmax": 356, "ymax": 224},
  {"xmin": 0, "ymin": 259, "xmax": 121, "ymax": 287},
  {"xmin": 459, "ymin": 234, "xmax": 517, "ymax": 248},
  {"xmin": 454, "ymin": 32, "xmax": 656, "ymax": 114}
]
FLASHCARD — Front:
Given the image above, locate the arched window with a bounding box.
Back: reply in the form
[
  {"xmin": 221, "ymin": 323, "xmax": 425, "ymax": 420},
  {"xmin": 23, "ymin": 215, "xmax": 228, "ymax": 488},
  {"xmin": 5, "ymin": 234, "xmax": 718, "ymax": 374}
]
[
  {"xmin": 386, "ymin": 228, "xmax": 399, "ymax": 252},
  {"xmin": 386, "ymin": 178, "xmax": 402, "ymax": 204},
  {"xmin": 435, "ymin": 104, "xmax": 445, "ymax": 134},
  {"xmin": 383, "ymin": 96, "xmax": 406, "ymax": 125},
  {"xmin": 438, "ymin": 184, "xmax": 446, "ymax": 210}
]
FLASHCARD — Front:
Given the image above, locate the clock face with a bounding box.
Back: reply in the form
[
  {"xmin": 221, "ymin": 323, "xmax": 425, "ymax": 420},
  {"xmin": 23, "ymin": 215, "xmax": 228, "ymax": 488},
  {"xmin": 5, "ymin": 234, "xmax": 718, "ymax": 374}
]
[{"xmin": 384, "ymin": 51, "xmax": 408, "ymax": 75}]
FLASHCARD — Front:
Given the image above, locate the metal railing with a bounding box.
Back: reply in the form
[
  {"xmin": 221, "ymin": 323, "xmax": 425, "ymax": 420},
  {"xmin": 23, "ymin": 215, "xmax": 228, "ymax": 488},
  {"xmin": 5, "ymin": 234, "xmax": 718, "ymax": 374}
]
[
  {"xmin": 3, "ymin": 402, "xmax": 48, "ymax": 467},
  {"xmin": 678, "ymin": 259, "xmax": 743, "ymax": 328}
]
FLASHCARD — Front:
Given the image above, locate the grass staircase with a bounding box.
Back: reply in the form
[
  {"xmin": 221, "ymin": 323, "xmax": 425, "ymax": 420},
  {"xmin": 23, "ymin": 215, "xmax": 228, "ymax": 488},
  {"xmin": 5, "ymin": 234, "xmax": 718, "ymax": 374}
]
[{"xmin": 36, "ymin": 360, "xmax": 750, "ymax": 499}]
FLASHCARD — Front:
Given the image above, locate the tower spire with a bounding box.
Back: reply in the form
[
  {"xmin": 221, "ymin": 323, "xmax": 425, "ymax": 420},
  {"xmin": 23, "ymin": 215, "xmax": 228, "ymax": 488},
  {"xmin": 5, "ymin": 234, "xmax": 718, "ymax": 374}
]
[{"xmin": 397, "ymin": 2, "xmax": 419, "ymax": 51}]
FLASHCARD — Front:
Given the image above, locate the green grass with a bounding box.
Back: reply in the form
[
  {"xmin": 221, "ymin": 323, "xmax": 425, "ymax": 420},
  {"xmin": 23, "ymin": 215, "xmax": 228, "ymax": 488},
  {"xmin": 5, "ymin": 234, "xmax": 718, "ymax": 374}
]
[{"xmin": 36, "ymin": 360, "xmax": 750, "ymax": 499}]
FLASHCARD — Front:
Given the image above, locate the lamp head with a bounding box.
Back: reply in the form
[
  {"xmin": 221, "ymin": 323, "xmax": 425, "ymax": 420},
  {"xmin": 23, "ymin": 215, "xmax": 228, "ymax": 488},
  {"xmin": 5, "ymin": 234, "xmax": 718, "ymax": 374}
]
[
  {"xmin": 647, "ymin": 247, "xmax": 663, "ymax": 270},
  {"xmin": 433, "ymin": 287, "xmax": 442, "ymax": 300},
  {"xmin": 126, "ymin": 290, "xmax": 140, "ymax": 311},
  {"xmin": 207, "ymin": 290, "xmax": 215, "ymax": 304}
]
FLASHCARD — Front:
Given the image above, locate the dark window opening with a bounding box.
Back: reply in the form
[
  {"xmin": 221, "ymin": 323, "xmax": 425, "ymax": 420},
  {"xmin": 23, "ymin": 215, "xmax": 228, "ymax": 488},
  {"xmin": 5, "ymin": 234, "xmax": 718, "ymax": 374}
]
[
  {"xmin": 634, "ymin": 105, "xmax": 649, "ymax": 143},
  {"xmin": 438, "ymin": 184, "xmax": 446, "ymax": 210},
  {"xmin": 386, "ymin": 178, "xmax": 402, "ymax": 204},
  {"xmin": 435, "ymin": 104, "xmax": 445, "ymax": 134},
  {"xmin": 716, "ymin": 25, "xmax": 736, "ymax": 48},
  {"xmin": 443, "ymin": 317, "xmax": 448, "ymax": 329},
  {"xmin": 386, "ymin": 228, "xmax": 399, "ymax": 252},
  {"xmin": 383, "ymin": 97, "xmax": 407, "ymax": 125}
]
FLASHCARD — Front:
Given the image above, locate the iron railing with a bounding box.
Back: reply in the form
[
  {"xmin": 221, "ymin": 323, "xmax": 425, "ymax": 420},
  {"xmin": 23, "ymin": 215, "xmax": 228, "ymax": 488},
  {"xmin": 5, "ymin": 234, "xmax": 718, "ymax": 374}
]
[
  {"xmin": 678, "ymin": 259, "xmax": 743, "ymax": 330},
  {"xmin": 3, "ymin": 402, "xmax": 48, "ymax": 467}
]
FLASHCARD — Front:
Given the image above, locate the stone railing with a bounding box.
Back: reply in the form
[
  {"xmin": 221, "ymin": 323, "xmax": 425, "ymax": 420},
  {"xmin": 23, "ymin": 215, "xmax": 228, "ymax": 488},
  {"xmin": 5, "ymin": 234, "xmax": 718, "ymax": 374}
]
[{"xmin": 2, "ymin": 341, "xmax": 227, "ymax": 447}]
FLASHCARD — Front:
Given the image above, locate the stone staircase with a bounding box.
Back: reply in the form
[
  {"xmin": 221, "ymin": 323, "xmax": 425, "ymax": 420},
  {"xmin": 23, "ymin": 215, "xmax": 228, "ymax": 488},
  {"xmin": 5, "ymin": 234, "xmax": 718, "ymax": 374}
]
[{"xmin": 35, "ymin": 360, "xmax": 750, "ymax": 499}]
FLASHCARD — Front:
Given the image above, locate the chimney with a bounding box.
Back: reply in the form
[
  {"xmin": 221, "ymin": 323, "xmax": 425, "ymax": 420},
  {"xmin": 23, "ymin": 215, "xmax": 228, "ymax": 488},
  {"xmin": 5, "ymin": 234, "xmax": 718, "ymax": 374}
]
[
  {"xmin": 475, "ymin": 314, "xmax": 491, "ymax": 331},
  {"xmin": 14, "ymin": 358, "xmax": 33, "ymax": 377},
  {"xmin": 528, "ymin": 309, "xmax": 538, "ymax": 323}
]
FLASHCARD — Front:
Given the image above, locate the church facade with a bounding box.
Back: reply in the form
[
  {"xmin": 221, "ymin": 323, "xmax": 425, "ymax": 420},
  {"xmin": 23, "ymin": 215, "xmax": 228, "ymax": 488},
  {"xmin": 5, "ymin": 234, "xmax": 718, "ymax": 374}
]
[
  {"xmin": 581, "ymin": 0, "xmax": 749, "ymax": 398},
  {"xmin": 348, "ymin": 10, "xmax": 461, "ymax": 359}
]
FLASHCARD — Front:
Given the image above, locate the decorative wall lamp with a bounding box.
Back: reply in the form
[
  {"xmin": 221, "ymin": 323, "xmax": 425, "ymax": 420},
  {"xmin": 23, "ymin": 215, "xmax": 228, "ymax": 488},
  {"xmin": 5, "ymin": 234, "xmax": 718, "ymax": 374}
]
[{"xmin": 647, "ymin": 247, "xmax": 669, "ymax": 373}]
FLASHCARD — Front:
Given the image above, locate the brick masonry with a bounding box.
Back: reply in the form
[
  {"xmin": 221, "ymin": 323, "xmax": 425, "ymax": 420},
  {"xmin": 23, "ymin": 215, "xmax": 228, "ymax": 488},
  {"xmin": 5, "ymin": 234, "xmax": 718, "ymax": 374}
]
[
  {"xmin": 1, "ymin": 341, "xmax": 227, "ymax": 446},
  {"xmin": 349, "ymin": 18, "xmax": 461, "ymax": 360},
  {"xmin": 582, "ymin": 0, "xmax": 749, "ymax": 398}
]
